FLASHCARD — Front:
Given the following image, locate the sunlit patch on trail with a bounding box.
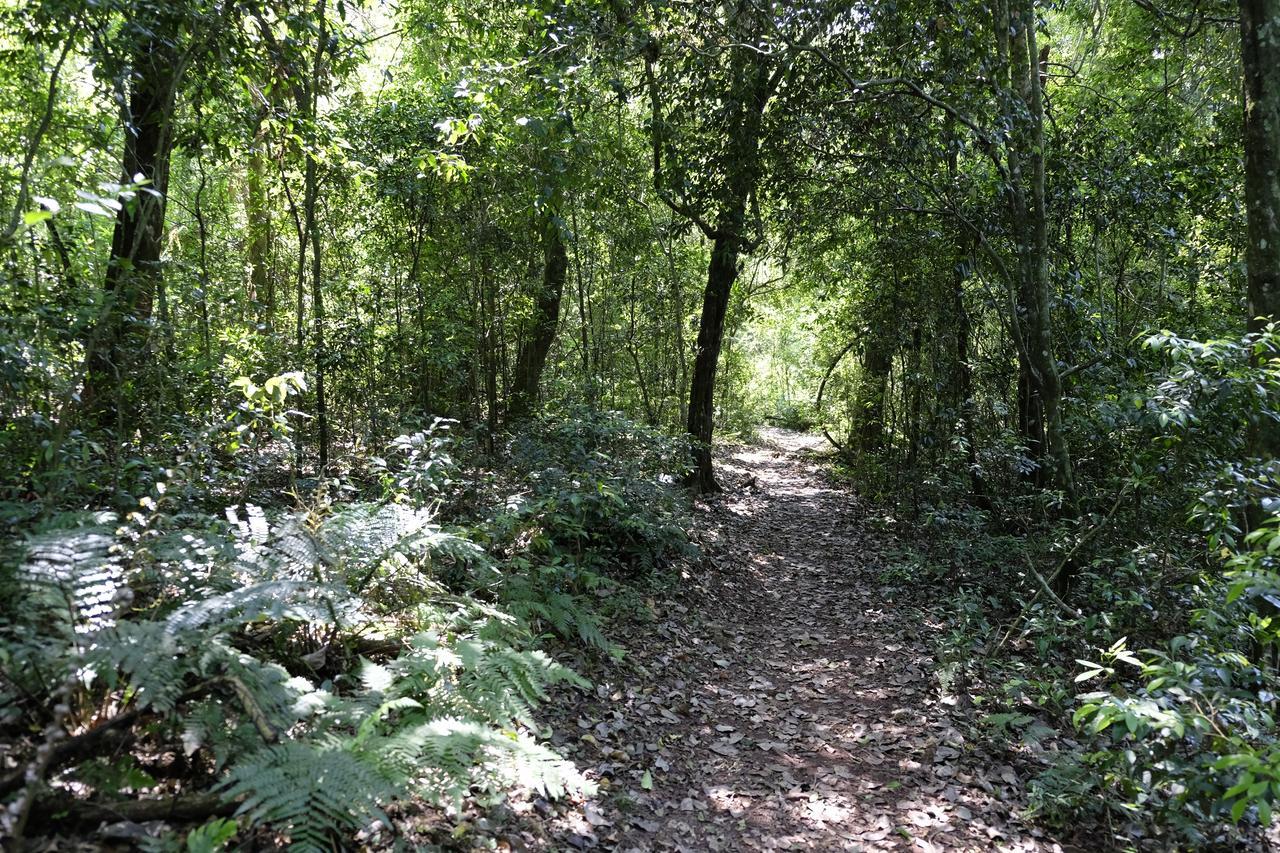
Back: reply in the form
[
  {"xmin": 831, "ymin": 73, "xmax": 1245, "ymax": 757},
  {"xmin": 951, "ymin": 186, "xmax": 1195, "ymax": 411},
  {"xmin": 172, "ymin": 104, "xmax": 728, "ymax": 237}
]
[{"xmin": 528, "ymin": 430, "xmax": 1061, "ymax": 851}]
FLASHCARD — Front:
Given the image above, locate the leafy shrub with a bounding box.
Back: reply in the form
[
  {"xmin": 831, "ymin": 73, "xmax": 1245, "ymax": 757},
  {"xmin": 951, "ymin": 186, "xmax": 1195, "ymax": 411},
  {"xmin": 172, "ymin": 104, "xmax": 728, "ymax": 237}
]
[
  {"xmin": 1, "ymin": 491, "xmax": 591, "ymax": 848},
  {"xmin": 1, "ymin": 392, "xmax": 704, "ymax": 848},
  {"xmin": 769, "ymin": 400, "xmax": 817, "ymax": 431},
  {"xmin": 499, "ymin": 406, "xmax": 696, "ymax": 579},
  {"xmin": 371, "ymin": 416, "xmax": 461, "ymax": 505},
  {"xmin": 1026, "ymin": 326, "xmax": 1280, "ymax": 845}
]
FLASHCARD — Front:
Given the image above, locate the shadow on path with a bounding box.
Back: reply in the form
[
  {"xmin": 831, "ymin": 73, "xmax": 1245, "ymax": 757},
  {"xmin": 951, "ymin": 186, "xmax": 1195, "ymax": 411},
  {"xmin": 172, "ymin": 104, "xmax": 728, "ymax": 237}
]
[{"xmin": 539, "ymin": 430, "xmax": 1066, "ymax": 852}]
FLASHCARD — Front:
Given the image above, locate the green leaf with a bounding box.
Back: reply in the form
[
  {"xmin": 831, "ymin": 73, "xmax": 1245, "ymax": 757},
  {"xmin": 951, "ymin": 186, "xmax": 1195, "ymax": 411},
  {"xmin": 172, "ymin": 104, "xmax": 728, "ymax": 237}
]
[
  {"xmin": 1072, "ymin": 704, "xmax": 1099, "ymax": 726},
  {"xmin": 74, "ymin": 200, "xmax": 113, "ymax": 217},
  {"xmin": 186, "ymin": 817, "xmax": 238, "ymax": 853},
  {"xmin": 1225, "ymin": 773, "xmax": 1255, "ymax": 799},
  {"xmin": 641, "ymin": 770, "xmax": 652, "ymax": 790}
]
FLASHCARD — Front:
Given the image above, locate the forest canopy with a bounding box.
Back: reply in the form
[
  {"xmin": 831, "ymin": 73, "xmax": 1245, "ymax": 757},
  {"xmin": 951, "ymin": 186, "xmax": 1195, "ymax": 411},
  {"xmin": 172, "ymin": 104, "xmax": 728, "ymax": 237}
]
[{"xmin": 1, "ymin": 0, "xmax": 1279, "ymax": 849}]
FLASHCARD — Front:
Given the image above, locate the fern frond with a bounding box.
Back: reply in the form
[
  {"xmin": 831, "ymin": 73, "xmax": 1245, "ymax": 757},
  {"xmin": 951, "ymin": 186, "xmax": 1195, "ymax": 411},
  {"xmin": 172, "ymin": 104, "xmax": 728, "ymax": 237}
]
[
  {"xmin": 222, "ymin": 741, "xmax": 395, "ymax": 852},
  {"xmin": 164, "ymin": 579, "xmax": 356, "ymax": 635},
  {"xmin": 15, "ymin": 517, "xmax": 123, "ymax": 637},
  {"xmin": 88, "ymin": 620, "xmax": 189, "ymax": 711}
]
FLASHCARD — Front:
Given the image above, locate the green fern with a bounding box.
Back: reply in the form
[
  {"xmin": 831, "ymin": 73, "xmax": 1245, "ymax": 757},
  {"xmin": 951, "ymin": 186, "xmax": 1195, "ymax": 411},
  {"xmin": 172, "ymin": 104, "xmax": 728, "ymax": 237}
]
[
  {"xmin": 6, "ymin": 498, "xmax": 598, "ymax": 850},
  {"xmin": 164, "ymin": 579, "xmax": 356, "ymax": 635},
  {"xmin": 499, "ymin": 574, "xmax": 610, "ymax": 651},
  {"xmin": 221, "ymin": 741, "xmax": 395, "ymax": 852},
  {"xmin": 12, "ymin": 514, "xmax": 123, "ymax": 638}
]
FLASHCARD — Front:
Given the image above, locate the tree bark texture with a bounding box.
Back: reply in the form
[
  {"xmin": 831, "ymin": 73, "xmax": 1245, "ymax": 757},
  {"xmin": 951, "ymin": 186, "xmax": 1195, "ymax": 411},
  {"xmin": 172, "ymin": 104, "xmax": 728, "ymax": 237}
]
[
  {"xmin": 510, "ymin": 214, "xmax": 567, "ymax": 419},
  {"xmin": 1240, "ymin": 0, "xmax": 1280, "ymax": 458},
  {"xmin": 83, "ymin": 32, "xmax": 179, "ymax": 430}
]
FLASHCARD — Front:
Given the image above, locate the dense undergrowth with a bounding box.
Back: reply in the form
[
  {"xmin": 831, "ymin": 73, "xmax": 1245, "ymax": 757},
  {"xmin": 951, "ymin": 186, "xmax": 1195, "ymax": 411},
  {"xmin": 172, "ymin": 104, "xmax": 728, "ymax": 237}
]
[
  {"xmin": 0, "ymin": 389, "xmax": 695, "ymax": 851},
  {"xmin": 851, "ymin": 326, "xmax": 1280, "ymax": 848}
]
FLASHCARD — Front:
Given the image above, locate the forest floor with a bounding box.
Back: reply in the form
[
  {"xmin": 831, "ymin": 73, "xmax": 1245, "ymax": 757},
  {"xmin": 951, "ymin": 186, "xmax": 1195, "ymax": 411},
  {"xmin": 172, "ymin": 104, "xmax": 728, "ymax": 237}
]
[{"xmin": 419, "ymin": 430, "xmax": 1074, "ymax": 852}]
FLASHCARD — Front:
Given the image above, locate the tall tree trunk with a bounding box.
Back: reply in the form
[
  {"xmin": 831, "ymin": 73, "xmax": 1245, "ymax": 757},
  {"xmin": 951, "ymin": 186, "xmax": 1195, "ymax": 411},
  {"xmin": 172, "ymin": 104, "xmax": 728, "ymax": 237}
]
[
  {"xmin": 573, "ymin": 205, "xmax": 593, "ymax": 403},
  {"xmin": 626, "ymin": 274, "xmax": 657, "ymax": 425},
  {"xmin": 510, "ymin": 213, "xmax": 566, "ymax": 419},
  {"xmin": 303, "ymin": 0, "xmax": 329, "ymax": 469},
  {"xmin": 483, "ymin": 255, "xmax": 499, "ymax": 454},
  {"xmin": 246, "ymin": 111, "xmax": 273, "ymax": 332},
  {"xmin": 953, "ymin": 243, "xmax": 989, "ymax": 507},
  {"xmin": 83, "ymin": 34, "xmax": 178, "ymax": 431},
  {"xmin": 855, "ymin": 327, "xmax": 893, "ymax": 454},
  {"xmin": 1001, "ymin": 0, "xmax": 1079, "ymax": 513},
  {"xmin": 682, "ymin": 41, "xmax": 770, "ymax": 492},
  {"xmin": 1240, "ymin": 0, "xmax": 1280, "ymax": 458},
  {"xmin": 686, "ymin": 230, "xmax": 743, "ymax": 491}
]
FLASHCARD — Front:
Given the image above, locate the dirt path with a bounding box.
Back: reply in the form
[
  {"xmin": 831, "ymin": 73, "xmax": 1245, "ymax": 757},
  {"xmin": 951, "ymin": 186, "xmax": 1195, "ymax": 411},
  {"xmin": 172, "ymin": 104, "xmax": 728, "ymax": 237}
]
[{"xmin": 530, "ymin": 432, "xmax": 1063, "ymax": 852}]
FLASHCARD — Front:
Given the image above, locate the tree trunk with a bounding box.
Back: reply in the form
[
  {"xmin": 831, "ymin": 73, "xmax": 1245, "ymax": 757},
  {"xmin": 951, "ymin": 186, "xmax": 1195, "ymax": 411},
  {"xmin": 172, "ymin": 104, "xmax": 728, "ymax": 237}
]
[
  {"xmin": 686, "ymin": 231, "xmax": 741, "ymax": 492},
  {"xmin": 855, "ymin": 331, "xmax": 893, "ymax": 454},
  {"xmin": 681, "ymin": 18, "xmax": 770, "ymax": 493},
  {"xmin": 626, "ymin": 274, "xmax": 658, "ymax": 425},
  {"xmin": 83, "ymin": 34, "xmax": 178, "ymax": 431},
  {"xmin": 510, "ymin": 213, "xmax": 566, "ymax": 419},
  {"xmin": 953, "ymin": 246, "xmax": 989, "ymax": 507},
  {"xmin": 1001, "ymin": 0, "xmax": 1079, "ymax": 513},
  {"xmin": 303, "ymin": 0, "xmax": 329, "ymax": 470},
  {"xmin": 1240, "ymin": 0, "xmax": 1280, "ymax": 458},
  {"xmin": 246, "ymin": 110, "xmax": 273, "ymax": 332},
  {"xmin": 483, "ymin": 255, "xmax": 499, "ymax": 454}
]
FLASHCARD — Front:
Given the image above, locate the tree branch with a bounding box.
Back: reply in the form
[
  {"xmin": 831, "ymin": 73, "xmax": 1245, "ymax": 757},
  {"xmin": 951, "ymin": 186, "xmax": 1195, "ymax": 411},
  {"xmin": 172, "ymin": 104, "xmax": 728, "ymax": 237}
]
[
  {"xmin": 2, "ymin": 20, "xmax": 82, "ymax": 244},
  {"xmin": 642, "ymin": 53, "xmax": 718, "ymax": 240}
]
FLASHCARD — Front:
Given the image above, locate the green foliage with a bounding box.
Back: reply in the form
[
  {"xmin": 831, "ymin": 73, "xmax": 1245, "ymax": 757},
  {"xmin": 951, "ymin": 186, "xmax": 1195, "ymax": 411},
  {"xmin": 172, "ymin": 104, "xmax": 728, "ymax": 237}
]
[
  {"xmin": 183, "ymin": 818, "xmax": 238, "ymax": 853},
  {"xmin": 0, "ymin": 0, "xmax": 1274, "ymax": 846},
  {"xmin": 500, "ymin": 407, "xmax": 696, "ymax": 579},
  {"xmin": 225, "ymin": 372, "xmax": 307, "ymax": 455},
  {"xmin": 0, "ymin": 419, "xmax": 639, "ymax": 848},
  {"xmin": 372, "ymin": 418, "xmax": 461, "ymax": 504},
  {"xmin": 222, "ymin": 741, "xmax": 396, "ymax": 851},
  {"xmin": 1017, "ymin": 329, "xmax": 1280, "ymax": 844}
]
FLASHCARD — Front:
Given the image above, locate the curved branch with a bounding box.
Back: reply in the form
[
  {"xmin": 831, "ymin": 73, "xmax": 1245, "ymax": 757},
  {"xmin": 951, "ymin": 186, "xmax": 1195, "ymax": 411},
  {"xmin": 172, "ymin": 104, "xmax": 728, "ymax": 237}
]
[
  {"xmin": 643, "ymin": 54, "xmax": 717, "ymax": 240},
  {"xmin": 815, "ymin": 337, "xmax": 860, "ymax": 452},
  {"xmin": 785, "ymin": 34, "xmax": 1009, "ymax": 182}
]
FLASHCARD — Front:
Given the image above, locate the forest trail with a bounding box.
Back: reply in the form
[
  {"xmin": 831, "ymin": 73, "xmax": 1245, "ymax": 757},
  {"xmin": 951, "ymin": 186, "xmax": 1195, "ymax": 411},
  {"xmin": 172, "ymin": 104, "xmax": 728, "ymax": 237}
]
[{"xmin": 535, "ymin": 431, "xmax": 1063, "ymax": 852}]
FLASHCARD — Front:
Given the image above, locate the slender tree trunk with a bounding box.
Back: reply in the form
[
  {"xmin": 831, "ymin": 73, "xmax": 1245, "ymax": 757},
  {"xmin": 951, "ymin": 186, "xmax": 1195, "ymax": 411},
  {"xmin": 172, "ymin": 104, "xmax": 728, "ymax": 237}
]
[
  {"xmin": 855, "ymin": 330, "xmax": 893, "ymax": 454},
  {"xmin": 483, "ymin": 254, "xmax": 499, "ymax": 454},
  {"xmin": 686, "ymin": 231, "xmax": 742, "ymax": 491},
  {"xmin": 953, "ymin": 243, "xmax": 989, "ymax": 507},
  {"xmin": 1001, "ymin": 0, "xmax": 1079, "ymax": 512},
  {"xmin": 683, "ymin": 41, "xmax": 770, "ymax": 492},
  {"xmin": 510, "ymin": 213, "xmax": 566, "ymax": 419},
  {"xmin": 1020, "ymin": 2, "xmax": 1078, "ymax": 512},
  {"xmin": 1240, "ymin": 0, "xmax": 1280, "ymax": 458},
  {"xmin": 906, "ymin": 323, "xmax": 923, "ymax": 471},
  {"xmin": 83, "ymin": 33, "xmax": 178, "ymax": 431},
  {"xmin": 193, "ymin": 152, "xmax": 213, "ymax": 411},
  {"xmin": 670, "ymin": 237, "xmax": 688, "ymax": 427},
  {"xmin": 303, "ymin": 0, "xmax": 329, "ymax": 469},
  {"xmin": 573, "ymin": 206, "xmax": 592, "ymax": 403},
  {"xmin": 626, "ymin": 275, "xmax": 657, "ymax": 425},
  {"xmin": 246, "ymin": 110, "xmax": 273, "ymax": 332}
]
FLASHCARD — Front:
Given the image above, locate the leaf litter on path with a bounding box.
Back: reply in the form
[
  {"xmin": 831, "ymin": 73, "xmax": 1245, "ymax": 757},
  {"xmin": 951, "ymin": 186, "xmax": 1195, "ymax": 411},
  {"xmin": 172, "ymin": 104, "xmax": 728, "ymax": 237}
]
[{"xmin": 453, "ymin": 430, "xmax": 1073, "ymax": 851}]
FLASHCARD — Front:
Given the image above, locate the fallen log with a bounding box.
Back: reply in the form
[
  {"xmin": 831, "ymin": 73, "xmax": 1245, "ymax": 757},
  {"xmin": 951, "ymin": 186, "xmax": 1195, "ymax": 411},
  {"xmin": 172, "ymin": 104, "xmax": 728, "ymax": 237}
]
[{"xmin": 26, "ymin": 791, "xmax": 235, "ymax": 826}]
